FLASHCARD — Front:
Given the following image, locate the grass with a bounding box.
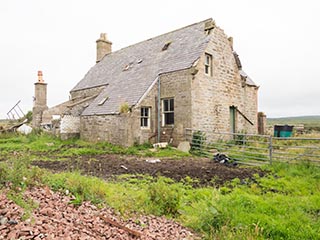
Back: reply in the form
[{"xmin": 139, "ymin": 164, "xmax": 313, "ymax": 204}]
[
  {"xmin": 267, "ymin": 115, "xmax": 320, "ymax": 132},
  {"xmin": 0, "ymin": 132, "xmax": 190, "ymax": 159},
  {"xmin": 0, "ymin": 133, "xmax": 320, "ymax": 239}
]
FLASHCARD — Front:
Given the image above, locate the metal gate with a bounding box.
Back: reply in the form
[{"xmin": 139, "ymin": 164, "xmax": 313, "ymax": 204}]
[{"xmin": 185, "ymin": 128, "xmax": 320, "ymax": 166}]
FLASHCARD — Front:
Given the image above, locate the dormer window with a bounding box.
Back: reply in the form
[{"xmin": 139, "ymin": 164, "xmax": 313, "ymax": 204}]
[{"xmin": 205, "ymin": 53, "xmax": 212, "ymax": 76}]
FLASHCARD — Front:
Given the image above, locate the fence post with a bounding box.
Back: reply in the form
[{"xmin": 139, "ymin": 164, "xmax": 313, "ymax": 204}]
[{"xmin": 268, "ymin": 135, "xmax": 273, "ymax": 164}]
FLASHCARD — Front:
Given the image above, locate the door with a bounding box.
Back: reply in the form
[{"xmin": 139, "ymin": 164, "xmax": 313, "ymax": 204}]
[{"xmin": 230, "ymin": 106, "xmax": 236, "ymax": 134}]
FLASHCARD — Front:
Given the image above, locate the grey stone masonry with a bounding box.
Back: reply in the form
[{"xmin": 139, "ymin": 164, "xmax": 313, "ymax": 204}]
[
  {"xmin": 32, "ymin": 82, "xmax": 48, "ymax": 128},
  {"xmin": 73, "ymin": 19, "xmax": 259, "ymax": 146}
]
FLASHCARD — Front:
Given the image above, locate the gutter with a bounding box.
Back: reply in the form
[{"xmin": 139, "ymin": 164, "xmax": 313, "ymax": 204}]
[{"xmin": 157, "ymin": 77, "xmax": 161, "ymax": 143}]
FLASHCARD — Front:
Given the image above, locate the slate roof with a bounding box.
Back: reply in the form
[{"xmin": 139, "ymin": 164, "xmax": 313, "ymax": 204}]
[
  {"xmin": 73, "ymin": 19, "xmax": 212, "ymax": 116},
  {"xmin": 71, "ymin": 18, "xmax": 256, "ymax": 116}
]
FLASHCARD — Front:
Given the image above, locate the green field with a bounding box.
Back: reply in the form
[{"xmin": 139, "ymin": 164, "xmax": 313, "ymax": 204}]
[{"xmin": 267, "ymin": 115, "xmax": 320, "ymax": 132}]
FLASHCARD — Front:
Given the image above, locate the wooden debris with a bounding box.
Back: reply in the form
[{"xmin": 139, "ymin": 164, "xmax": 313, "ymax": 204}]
[{"xmin": 100, "ymin": 215, "xmax": 142, "ymax": 238}]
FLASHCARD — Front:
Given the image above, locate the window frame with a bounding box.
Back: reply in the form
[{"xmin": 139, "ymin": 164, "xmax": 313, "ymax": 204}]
[
  {"xmin": 204, "ymin": 53, "xmax": 212, "ymax": 76},
  {"xmin": 140, "ymin": 107, "xmax": 151, "ymax": 129},
  {"xmin": 162, "ymin": 98, "xmax": 174, "ymax": 126}
]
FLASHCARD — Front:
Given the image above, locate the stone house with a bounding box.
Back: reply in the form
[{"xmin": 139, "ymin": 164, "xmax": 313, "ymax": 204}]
[{"xmin": 33, "ymin": 18, "xmax": 259, "ymax": 146}]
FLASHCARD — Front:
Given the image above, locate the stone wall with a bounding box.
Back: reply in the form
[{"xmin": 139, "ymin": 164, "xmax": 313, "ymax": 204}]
[
  {"xmin": 80, "ymin": 114, "xmax": 132, "ymax": 146},
  {"xmin": 79, "ymin": 69, "xmax": 193, "ymax": 146},
  {"xmin": 191, "ymin": 25, "xmax": 258, "ymax": 139},
  {"xmin": 158, "ymin": 69, "xmax": 193, "ymax": 145}
]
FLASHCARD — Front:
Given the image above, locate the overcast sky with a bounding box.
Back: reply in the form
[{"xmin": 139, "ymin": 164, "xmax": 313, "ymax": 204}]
[{"xmin": 0, "ymin": 0, "xmax": 319, "ymax": 119}]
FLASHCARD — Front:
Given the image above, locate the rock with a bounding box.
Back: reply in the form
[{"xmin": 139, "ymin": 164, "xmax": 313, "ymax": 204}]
[
  {"xmin": 0, "ymin": 186, "xmax": 198, "ymax": 239},
  {"xmin": 145, "ymin": 159, "xmax": 161, "ymax": 163},
  {"xmin": 177, "ymin": 141, "xmax": 191, "ymax": 153},
  {"xmin": 17, "ymin": 124, "xmax": 33, "ymax": 135},
  {"xmin": 0, "ymin": 216, "xmax": 8, "ymax": 225}
]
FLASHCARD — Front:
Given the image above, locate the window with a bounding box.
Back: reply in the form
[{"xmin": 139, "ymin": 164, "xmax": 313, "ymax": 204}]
[
  {"xmin": 162, "ymin": 98, "xmax": 174, "ymax": 125},
  {"xmin": 205, "ymin": 53, "xmax": 212, "ymax": 76},
  {"xmin": 140, "ymin": 107, "xmax": 150, "ymax": 128}
]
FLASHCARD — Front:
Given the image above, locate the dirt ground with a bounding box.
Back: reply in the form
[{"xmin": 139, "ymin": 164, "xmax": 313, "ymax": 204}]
[{"xmin": 32, "ymin": 154, "xmax": 264, "ymax": 186}]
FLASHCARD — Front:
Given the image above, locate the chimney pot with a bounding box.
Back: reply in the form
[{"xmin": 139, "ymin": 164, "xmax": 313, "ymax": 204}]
[
  {"xmin": 37, "ymin": 70, "xmax": 44, "ymax": 83},
  {"xmin": 100, "ymin": 33, "xmax": 107, "ymax": 40}
]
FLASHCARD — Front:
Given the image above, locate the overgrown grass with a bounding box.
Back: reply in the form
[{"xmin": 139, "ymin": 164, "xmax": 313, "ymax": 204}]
[
  {"xmin": 1, "ymin": 133, "xmax": 319, "ymax": 239},
  {"xmin": 0, "ymin": 132, "xmax": 190, "ymax": 159}
]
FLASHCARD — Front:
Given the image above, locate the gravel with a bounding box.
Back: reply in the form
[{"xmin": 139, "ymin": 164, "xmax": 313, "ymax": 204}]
[{"xmin": 0, "ymin": 187, "xmax": 199, "ymax": 239}]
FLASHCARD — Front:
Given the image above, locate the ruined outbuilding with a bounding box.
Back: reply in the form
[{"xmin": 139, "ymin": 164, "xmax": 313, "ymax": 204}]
[{"xmin": 33, "ymin": 18, "xmax": 260, "ymax": 146}]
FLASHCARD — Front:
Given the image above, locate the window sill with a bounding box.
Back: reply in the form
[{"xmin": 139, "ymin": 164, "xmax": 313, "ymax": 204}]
[{"xmin": 162, "ymin": 124, "xmax": 174, "ymax": 128}]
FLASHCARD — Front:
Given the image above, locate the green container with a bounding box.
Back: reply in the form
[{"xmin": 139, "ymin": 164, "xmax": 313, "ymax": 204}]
[{"xmin": 274, "ymin": 125, "xmax": 293, "ymax": 137}]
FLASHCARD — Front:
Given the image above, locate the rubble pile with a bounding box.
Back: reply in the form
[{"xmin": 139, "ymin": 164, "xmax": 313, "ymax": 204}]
[{"xmin": 0, "ymin": 187, "xmax": 197, "ymax": 239}]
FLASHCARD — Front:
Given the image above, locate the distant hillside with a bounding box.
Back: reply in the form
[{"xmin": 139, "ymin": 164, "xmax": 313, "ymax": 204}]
[{"xmin": 267, "ymin": 115, "xmax": 320, "ymax": 131}]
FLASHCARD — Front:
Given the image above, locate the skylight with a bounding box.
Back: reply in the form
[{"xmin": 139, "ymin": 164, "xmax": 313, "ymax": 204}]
[
  {"xmin": 162, "ymin": 41, "xmax": 172, "ymax": 51},
  {"xmin": 98, "ymin": 97, "xmax": 109, "ymax": 106}
]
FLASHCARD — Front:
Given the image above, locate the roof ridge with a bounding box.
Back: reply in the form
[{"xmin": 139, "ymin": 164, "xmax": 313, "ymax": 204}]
[{"xmin": 104, "ymin": 18, "xmax": 213, "ymax": 59}]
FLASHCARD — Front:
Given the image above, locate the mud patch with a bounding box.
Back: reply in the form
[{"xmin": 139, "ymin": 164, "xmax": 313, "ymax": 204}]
[{"xmin": 32, "ymin": 154, "xmax": 264, "ymax": 186}]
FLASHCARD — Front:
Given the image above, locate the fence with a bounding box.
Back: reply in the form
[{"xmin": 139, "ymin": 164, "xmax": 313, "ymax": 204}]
[{"xmin": 185, "ymin": 128, "xmax": 320, "ymax": 166}]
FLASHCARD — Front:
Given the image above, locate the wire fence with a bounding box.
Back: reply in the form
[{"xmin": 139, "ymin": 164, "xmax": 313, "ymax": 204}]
[{"xmin": 185, "ymin": 128, "xmax": 320, "ymax": 166}]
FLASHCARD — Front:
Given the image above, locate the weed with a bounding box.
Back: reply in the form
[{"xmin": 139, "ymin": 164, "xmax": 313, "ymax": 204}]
[
  {"xmin": 147, "ymin": 177, "xmax": 182, "ymax": 216},
  {"xmin": 7, "ymin": 191, "xmax": 38, "ymax": 221}
]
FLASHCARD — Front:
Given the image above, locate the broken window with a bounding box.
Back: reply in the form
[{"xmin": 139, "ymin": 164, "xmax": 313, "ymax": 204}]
[
  {"xmin": 140, "ymin": 107, "xmax": 150, "ymax": 128},
  {"xmin": 162, "ymin": 98, "xmax": 174, "ymax": 125},
  {"xmin": 205, "ymin": 53, "xmax": 212, "ymax": 76}
]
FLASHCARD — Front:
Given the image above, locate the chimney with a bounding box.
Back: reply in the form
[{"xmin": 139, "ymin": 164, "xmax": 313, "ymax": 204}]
[
  {"xmin": 32, "ymin": 70, "xmax": 48, "ymax": 128},
  {"xmin": 96, "ymin": 33, "xmax": 112, "ymax": 63}
]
